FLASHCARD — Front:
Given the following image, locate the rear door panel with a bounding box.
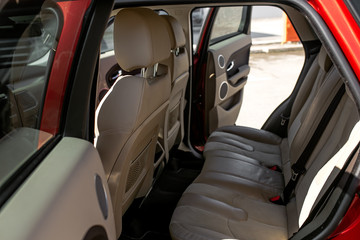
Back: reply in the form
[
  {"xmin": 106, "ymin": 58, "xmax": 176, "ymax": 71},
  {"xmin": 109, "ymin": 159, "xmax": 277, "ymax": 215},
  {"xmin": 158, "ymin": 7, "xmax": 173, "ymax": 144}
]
[
  {"xmin": 0, "ymin": 1, "xmax": 116, "ymax": 239},
  {"xmin": 204, "ymin": 9, "xmax": 252, "ymax": 135}
]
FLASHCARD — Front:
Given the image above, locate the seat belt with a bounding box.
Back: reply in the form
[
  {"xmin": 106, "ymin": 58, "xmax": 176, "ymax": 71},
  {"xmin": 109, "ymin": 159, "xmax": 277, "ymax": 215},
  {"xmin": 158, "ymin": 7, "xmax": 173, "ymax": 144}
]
[
  {"xmin": 282, "ymin": 84, "xmax": 346, "ymax": 204},
  {"xmin": 291, "ymin": 141, "xmax": 360, "ymax": 238}
]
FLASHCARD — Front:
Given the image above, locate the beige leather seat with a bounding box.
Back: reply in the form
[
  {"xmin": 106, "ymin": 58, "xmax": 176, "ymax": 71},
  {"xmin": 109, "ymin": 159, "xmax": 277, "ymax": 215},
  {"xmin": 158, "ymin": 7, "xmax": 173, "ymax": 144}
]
[
  {"xmin": 170, "ymin": 90, "xmax": 359, "ymax": 240},
  {"xmin": 170, "ymin": 47, "xmax": 360, "ymax": 239},
  {"xmin": 159, "ymin": 15, "xmax": 189, "ymax": 161},
  {"xmin": 95, "ymin": 8, "xmax": 171, "ymax": 237}
]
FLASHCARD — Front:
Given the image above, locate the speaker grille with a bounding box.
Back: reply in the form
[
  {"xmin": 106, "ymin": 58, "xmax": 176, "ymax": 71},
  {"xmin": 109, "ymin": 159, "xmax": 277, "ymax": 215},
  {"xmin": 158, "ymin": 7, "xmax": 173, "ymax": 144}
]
[
  {"xmin": 218, "ymin": 55, "xmax": 225, "ymax": 68},
  {"xmin": 219, "ymin": 81, "xmax": 228, "ymax": 100},
  {"xmin": 126, "ymin": 156, "xmax": 145, "ymax": 192}
]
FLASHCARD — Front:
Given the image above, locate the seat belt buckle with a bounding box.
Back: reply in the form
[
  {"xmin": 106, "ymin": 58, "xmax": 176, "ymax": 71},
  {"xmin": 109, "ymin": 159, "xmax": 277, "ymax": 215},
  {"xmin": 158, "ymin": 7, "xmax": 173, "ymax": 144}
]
[
  {"xmin": 280, "ymin": 113, "xmax": 290, "ymax": 126},
  {"xmin": 269, "ymin": 165, "xmax": 282, "ymax": 173},
  {"xmin": 269, "ymin": 195, "xmax": 284, "ymax": 205}
]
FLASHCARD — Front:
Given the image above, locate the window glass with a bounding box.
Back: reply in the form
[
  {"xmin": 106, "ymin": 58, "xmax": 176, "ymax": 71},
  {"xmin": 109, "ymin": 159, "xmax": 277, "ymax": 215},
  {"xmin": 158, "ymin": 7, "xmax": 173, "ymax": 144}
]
[
  {"xmin": 101, "ymin": 10, "xmax": 168, "ymax": 54},
  {"xmin": 0, "ymin": 0, "xmax": 62, "ymax": 189},
  {"xmin": 210, "ymin": 7, "xmax": 244, "ymax": 41},
  {"xmin": 191, "ymin": 8, "xmax": 210, "ymax": 52},
  {"xmin": 101, "ymin": 21, "xmax": 114, "ymax": 53},
  {"xmin": 235, "ymin": 6, "xmax": 304, "ymax": 128}
]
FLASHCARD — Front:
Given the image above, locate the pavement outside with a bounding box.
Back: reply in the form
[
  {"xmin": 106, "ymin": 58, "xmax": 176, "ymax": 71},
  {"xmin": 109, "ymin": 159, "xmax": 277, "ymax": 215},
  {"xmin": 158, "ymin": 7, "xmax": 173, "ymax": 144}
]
[
  {"xmin": 236, "ymin": 49, "xmax": 304, "ymax": 128},
  {"xmin": 192, "ymin": 10, "xmax": 305, "ymax": 129},
  {"xmin": 235, "ymin": 16, "xmax": 305, "ymax": 128}
]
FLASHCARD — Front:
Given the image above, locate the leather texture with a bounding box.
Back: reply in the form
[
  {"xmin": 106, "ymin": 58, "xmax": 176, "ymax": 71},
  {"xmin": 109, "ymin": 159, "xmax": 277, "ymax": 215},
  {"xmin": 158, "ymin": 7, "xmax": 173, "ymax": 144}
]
[
  {"xmin": 159, "ymin": 15, "xmax": 189, "ymax": 160},
  {"xmin": 170, "ymin": 47, "xmax": 360, "ymax": 240},
  {"xmin": 162, "ymin": 15, "xmax": 186, "ymax": 50},
  {"xmin": 318, "ymin": 46, "xmax": 333, "ymax": 72},
  {"xmin": 114, "ymin": 8, "xmax": 171, "ymax": 72},
  {"xmin": 95, "ymin": 8, "xmax": 171, "ymax": 238},
  {"xmin": 204, "ymin": 126, "xmax": 283, "ymax": 166}
]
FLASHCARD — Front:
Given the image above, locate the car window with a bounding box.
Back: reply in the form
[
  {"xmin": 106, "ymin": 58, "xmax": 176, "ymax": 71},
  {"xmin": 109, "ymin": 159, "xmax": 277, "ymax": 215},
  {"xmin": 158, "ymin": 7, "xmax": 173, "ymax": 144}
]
[
  {"xmin": 0, "ymin": 1, "xmax": 62, "ymax": 190},
  {"xmin": 210, "ymin": 7, "xmax": 244, "ymax": 41},
  {"xmin": 100, "ymin": 10, "xmax": 168, "ymax": 54},
  {"xmin": 210, "ymin": 6, "xmax": 248, "ymax": 44},
  {"xmin": 191, "ymin": 7, "xmax": 249, "ymax": 52},
  {"xmin": 101, "ymin": 18, "xmax": 114, "ymax": 53},
  {"xmin": 191, "ymin": 7, "xmax": 210, "ymax": 52}
]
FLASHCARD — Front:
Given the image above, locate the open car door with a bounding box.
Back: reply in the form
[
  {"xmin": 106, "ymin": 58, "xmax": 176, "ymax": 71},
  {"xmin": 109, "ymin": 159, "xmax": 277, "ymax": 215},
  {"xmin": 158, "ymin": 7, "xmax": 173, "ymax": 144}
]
[
  {"xmin": 192, "ymin": 6, "xmax": 252, "ymax": 141},
  {"xmin": 0, "ymin": 135, "xmax": 116, "ymax": 240},
  {"xmin": 0, "ymin": 0, "xmax": 116, "ymax": 239}
]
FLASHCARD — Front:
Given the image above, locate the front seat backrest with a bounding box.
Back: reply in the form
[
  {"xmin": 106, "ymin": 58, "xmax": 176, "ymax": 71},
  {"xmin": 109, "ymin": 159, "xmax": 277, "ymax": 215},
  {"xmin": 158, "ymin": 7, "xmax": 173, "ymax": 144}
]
[
  {"xmin": 95, "ymin": 8, "xmax": 171, "ymax": 237},
  {"xmin": 160, "ymin": 15, "xmax": 189, "ymax": 160}
]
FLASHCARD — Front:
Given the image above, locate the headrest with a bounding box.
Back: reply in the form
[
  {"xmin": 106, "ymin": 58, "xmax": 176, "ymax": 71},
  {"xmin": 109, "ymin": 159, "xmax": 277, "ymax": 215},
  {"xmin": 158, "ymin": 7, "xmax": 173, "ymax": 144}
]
[
  {"xmin": 318, "ymin": 46, "xmax": 333, "ymax": 72},
  {"xmin": 114, "ymin": 8, "xmax": 171, "ymax": 72},
  {"xmin": 161, "ymin": 15, "xmax": 186, "ymax": 50}
]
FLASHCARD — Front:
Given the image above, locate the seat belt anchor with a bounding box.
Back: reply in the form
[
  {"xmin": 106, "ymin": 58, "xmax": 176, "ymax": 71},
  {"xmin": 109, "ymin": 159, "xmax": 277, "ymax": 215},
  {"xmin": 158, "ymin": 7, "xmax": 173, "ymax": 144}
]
[
  {"xmin": 291, "ymin": 165, "xmax": 306, "ymax": 181},
  {"xmin": 291, "ymin": 169, "xmax": 299, "ymax": 181},
  {"xmin": 280, "ymin": 113, "xmax": 290, "ymax": 126}
]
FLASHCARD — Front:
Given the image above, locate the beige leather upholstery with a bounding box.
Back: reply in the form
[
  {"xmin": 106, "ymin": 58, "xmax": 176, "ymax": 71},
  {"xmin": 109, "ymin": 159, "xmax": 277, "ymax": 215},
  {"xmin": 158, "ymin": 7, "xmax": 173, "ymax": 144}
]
[
  {"xmin": 114, "ymin": 8, "xmax": 170, "ymax": 72},
  {"xmin": 159, "ymin": 15, "xmax": 189, "ymax": 160},
  {"xmin": 170, "ymin": 47, "xmax": 360, "ymax": 240},
  {"xmin": 95, "ymin": 8, "xmax": 171, "ymax": 237}
]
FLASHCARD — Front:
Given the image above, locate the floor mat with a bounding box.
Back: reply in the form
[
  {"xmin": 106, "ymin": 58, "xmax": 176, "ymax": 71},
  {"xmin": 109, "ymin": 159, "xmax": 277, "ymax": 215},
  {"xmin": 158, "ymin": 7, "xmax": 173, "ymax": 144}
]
[{"xmin": 119, "ymin": 149, "xmax": 203, "ymax": 240}]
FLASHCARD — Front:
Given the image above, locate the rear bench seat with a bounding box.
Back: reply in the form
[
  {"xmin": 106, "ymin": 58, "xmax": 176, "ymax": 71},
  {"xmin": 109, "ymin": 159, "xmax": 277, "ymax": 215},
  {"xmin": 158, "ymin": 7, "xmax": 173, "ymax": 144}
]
[{"xmin": 169, "ymin": 47, "xmax": 360, "ymax": 240}]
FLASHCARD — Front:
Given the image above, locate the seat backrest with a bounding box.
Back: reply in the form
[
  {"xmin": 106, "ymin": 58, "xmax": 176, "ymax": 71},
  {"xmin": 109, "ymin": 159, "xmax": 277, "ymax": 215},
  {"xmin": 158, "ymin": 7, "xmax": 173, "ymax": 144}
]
[
  {"xmin": 288, "ymin": 46, "xmax": 333, "ymax": 130},
  {"xmin": 94, "ymin": 8, "xmax": 171, "ymax": 237},
  {"xmin": 283, "ymin": 48, "xmax": 360, "ymax": 234},
  {"xmin": 282, "ymin": 47, "xmax": 336, "ymax": 177},
  {"xmin": 159, "ymin": 15, "xmax": 189, "ymax": 160},
  {"xmin": 295, "ymin": 92, "xmax": 359, "ymax": 224},
  {"xmin": 286, "ymin": 88, "xmax": 359, "ymax": 235}
]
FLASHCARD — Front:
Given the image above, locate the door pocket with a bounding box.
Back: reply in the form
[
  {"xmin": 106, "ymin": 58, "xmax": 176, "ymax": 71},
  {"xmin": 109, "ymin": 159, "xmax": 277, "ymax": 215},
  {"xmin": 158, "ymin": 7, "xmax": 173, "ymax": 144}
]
[{"xmin": 209, "ymin": 91, "xmax": 243, "ymax": 132}]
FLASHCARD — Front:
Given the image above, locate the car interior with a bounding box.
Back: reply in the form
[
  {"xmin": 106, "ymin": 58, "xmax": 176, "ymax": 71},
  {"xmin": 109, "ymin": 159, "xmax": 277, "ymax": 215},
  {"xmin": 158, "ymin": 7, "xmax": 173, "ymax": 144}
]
[
  {"xmin": 91, "ymin": 3, "xmax": 360, "ymax": 240},
  {"xmin": 1, "ymin": 1, "xmax": 360, "ymax": 240}
]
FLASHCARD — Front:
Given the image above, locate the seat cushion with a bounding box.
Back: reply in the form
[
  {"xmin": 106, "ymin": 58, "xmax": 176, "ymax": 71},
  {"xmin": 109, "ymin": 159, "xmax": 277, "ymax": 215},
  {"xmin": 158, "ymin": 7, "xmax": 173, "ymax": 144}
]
[
  {"xmin": 204, "ymin": 126, "xmax": 283, "ymax": 167},
  {"xmin": 170, "ymin": 182, "xmax": 288, "ymax": 240},
  {"xmin": 169, "ymin": 46, "xmax": 360, "ymax": 240},
  {"xmin": 202, "ymin": 155, "xmax": 284, "ymax": 190}
]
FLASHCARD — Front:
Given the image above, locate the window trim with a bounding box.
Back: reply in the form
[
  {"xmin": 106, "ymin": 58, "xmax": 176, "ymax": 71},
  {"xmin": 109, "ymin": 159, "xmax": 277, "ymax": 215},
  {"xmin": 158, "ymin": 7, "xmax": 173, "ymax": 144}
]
[{"xmin": 209, "ymin": 31, "xmax": 242, "ymax": 45}]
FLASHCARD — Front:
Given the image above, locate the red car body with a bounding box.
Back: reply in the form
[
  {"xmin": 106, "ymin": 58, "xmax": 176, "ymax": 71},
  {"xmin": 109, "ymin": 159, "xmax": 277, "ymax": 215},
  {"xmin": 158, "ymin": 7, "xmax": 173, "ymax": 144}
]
[{"xmin": 1, "ymin": 0, "xmax": 360, "ymax": 239}]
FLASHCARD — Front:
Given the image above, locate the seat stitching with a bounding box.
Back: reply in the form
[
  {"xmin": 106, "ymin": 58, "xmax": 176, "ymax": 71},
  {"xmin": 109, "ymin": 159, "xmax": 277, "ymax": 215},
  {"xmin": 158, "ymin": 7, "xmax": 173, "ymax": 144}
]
[
  {"xmin": 204, "ymin": 170, "xmax": 284, "ymax": 190},
  {"xmin": 206, "ymin": 142, "xmax": 281, "ymax": 157}
]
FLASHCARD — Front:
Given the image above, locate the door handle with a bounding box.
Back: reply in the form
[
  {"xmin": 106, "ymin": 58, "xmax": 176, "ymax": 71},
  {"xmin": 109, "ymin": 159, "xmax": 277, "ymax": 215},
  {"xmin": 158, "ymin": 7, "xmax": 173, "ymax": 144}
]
[
  {"xmin": 227, "ymin": 61, "xmax": 235, "ymax": 72},
  {"xmin": 228, "ymin": 65, "xmax": 250, "ymax": 85}
]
